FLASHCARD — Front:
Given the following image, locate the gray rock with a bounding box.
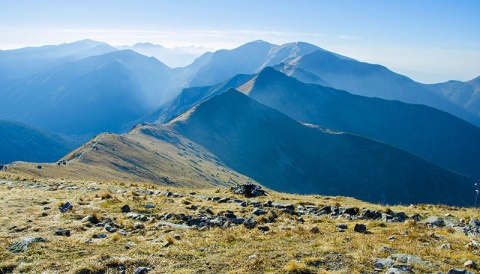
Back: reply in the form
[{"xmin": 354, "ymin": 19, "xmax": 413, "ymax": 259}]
[
  {"xmin": 136, "ymin": 190, "xmax": 154, "ymax": 195},
  {"xmin": 135, "ymin": 267, "xmax": 149, "ymax": 274},
  {"xmin": 386, "ymin": 265, "xmax": 413, "ymax": 274},
  {"xmin": 423, "ymin": 216, "xmax": 445, "ymax": 227},
  {"xmin": 55, "ymin": 230, "xmax": 71, "ymax": 237},
  {"xmin": 466, "ymin": 240, "xmax": 480, "ymax": 249},
  {"xmin": 134, "ymin": 222, "xmax": 145, "ymax": 229},
  {"xmin": 93, "ymin": 233, "xmax": 107, "ymax": 239},
  {"xmin": 217, "ymin": 197, "xmax": 230, "ymax": 203},
  {"xmin": 117, "ymin": 229, "xmax": 127, "ymax": 236},
  {"xmin": 372, "ymin": 257, "xmax": 394, "ymax": 269},
  {"xmin": 268, "ymin": 210, "xmax": 278, "ymax": 219},
  {"xmin": 156, "ymin": 221, "xmax": 191, "ymax": 230},
  {"xmin": 6, "ymin": 237, "xmax": 46, "ymax": 253},
  {"xmin": 447, "ymin": 269, "xmax": 474, "ymax": 274},
  {"xmin": 121, "ymin": 204, "xmax": 131, "ymax": 213},
  {"xmin": 205, "ymin": 208, "xmax": 214, "ymax": 215},
  {"xmin": 464, "ymin": 260, "xmax": 477, "ymax": 269},
  {"xmin": 60, "ymin": 202, "xmax": 72, "ymax": 213},
  {"xmin": 145, "ymin": 204, "xmax": 155, "ymax": 209},
  {"xmin": 354, "ymin": 223, "xmax": 367, "ymax": 233},
  {"xmin": 258, "ymin": 225, "xmax": 270, "ymax": 232},
  {"xmin": 163, "ymin": 212, "xmax": 173, "ymax": 220},
  {"xmin": 252, "ymin": 208, "xmax": 267, "ymax": 216},
  {"xmin": 438, "ymin": 243, "xmax": 452, "ymax": 249},
  {"xmin": 337, "ymin": 223, "xmax": 348, "ymax": 230},
  {"xmin": 244, "ymin": 218, "xmax": 256, "ymax": 229},
  {"xmin": 310, "ymin": 226, "xmax": 320, "ymax": 233},
  {"xmin": 105, "ymin": 224, "xmax": 117, "ymax": 233},
  {"xmin": 341, "ymin": 207, "xmax": 359, "ymax": 215}
]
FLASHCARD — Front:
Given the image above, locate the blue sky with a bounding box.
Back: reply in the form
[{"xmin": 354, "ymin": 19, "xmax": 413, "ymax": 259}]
[{"xmin": 1, "ymin": 0, "xmax": 479, "ymax": 83}]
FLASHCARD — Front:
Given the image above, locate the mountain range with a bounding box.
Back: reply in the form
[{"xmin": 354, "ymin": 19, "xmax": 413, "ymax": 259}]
[{"xmin": 2, "ymin": 39, "xmax": 479, "ymax": 206}]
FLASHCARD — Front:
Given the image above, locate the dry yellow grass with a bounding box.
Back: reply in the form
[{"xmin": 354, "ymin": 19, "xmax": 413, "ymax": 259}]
[{"xmin": 0, "ymin": 175, "xmax": 479, "ymax": 273}]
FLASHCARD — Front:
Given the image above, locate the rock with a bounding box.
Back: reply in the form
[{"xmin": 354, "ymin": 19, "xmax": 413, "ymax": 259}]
[
  {"xmin": 105, "ymin": 224, "xmax": 118, "ymax": 233},
  {"xmin": 372, "ymin": 257, "xmax": 394, "ymax": 269},
  {"xmin": 224, "ymin": 210, "xmax": 236, "ymax": 219},
  {"xmin": 60, "ymin": 202, "xmax": 73, "ymax": 213},
  {"xmin": 163, "ymin": 212, "xmax": 173, "ymax": 220},
  {"xmin": 55, "ymin": 230, "xmax": 71, "ymax": 237},
  {"xmin": 337, "ymin": 223, "xmax": 348, "ymax": 230},
  {"xmin": 310, "ymin": 226, "xmax": 320, "ymax": 233},
  {"xmin": 93, "ymin": 234, "xmax": 108, "ymax": 239},
  {"xmin": 438, "ymin": 243, "xmax": 452, "ymax": 249},
  {"xmin": 341, "ymin": 207, "xmax": 359, "ymax": 215},
  {"xmin": 271, "ymin": 202, "xmax": 295, "ymax": 211},
  {"xmin": 117, "ymin": 229, "xmax": 127, "ymax": 236},
  {"xmin": 135, "ymin": 267, "xmax": 149, "ymax": 274},
  {"xmin": 354, "ymin": 223, "xmax": 367, "ymax": 233},
  {"xmin": 43, "ymin": 206, "xmax": 51, "ymax": 210},
  {"xmin": 6, "ymin": 237, "xmax": 46, "ymax": 253},
  {"xmin": 386, "ymin": 265, "xmax": 414, "ymax": 274},
  {"xmin": 205, "ymin": 208, "xmax": 214, "ymax": 215},
  {"xmin": 464, "ymin": 260, "xmax": 477, "ymax": 269},
  {"xmin": 231, "ymin": 183, "xmax": 266, "ymax": 197},
  {"xmin": 244, "ymin": 218, "xmax": 256, "ymax": 229},
  {"xmin": 248, "ymin": 254, "xmax": 258, "ymax": 260},
  {"xmin": 134, "ymin": 222, "xmax": 144, "ymax": 229},
  {"xmin": 447, "ymin": 269, "xmax": 474, "ymax": 274},
  {"xmin": 172, "ymin": 233, "xmax": 181, "ymax": 240},
  {"xmin": 268, "ymin": 210, "xmax": 278, "ymax": 219},
  {"xmin": 378, "ymin": 247, "xmax": 396, "ymax": 253},
  {"xmin": 121, "ymin": 204, "xmax": 131, "ymax": 213},
  {"xmin": 156, "ymin": 221, "xmax": 191, "ymax": 230},
  {"xmin": 163, "ymin": 241, "xmax": 171, "ymax": 248},
  {"xmin": 466, "ymin": 240, "xmax": 480, "ymax": 249},
  {"xmin": 388, "ymin": 236, "xmax": 396, "ymax": 241},
  {"xmin": 217, "ymin": 197, "xmax": 230, "ymax": 203},
  {"xmin": 258, "ymin": 225, "xmax": 270, "ymax": 232},
  {"xmin": 252, "ymin": 208, "xmax": 267, "ymax": 216},
  {"xmin": 136, "ymin": 190, "xmax": 154, "ymax": 195},
  {"xmin": 145, "ymin": 204, "xmax": 155, "ymax": 209},
  {"xmin": 422, "ymin": 216, "xmax": 445, "ymax": 227}
]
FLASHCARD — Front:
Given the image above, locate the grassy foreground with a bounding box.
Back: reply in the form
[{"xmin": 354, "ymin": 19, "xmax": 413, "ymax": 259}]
[{"xmin": 0, "ymin": 173, "xmax": 479, "ymax": 274}]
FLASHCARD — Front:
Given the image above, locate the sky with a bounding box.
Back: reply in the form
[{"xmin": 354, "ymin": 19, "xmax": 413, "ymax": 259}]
[{"xmin": 1, "ymin": 0, "xmax": 479, "ymax": 83}]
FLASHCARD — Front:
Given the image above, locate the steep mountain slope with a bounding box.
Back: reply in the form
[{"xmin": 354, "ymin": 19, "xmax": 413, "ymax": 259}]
[
  {"xmin": 9, "ymin": 126, "xmax": 254, "ymax": 188},
  {"xmin": 425, "ymin": 76, "xmax": 480, "ymax": 117},
  {"xmin": 142, "ymin": 74, "xmax": 254, "ymax": 124},
  {"xmin": 238, "ymin": 68, "xmax": 480, "ymax": 179},
  {"xmin": 0, "ymin": 120, "xmax": 74, "ymax": 164},
  {"xmin": 117, "ymin": 42, "xmax": 202, "ymax": 68},
  {"xmin": 0, "ymin": 50, "xmax": 175, "ymax": 135},
  {"xmin": 180, "ymin": 41, "xmax": 323, "ymax": 88},
  {"xmin": 169, "ymin": 89, "xmax": 473, "ymax": 205},
  {"xmin": 276, "ymin": 50, "xmax": 480, "ymax": 126}
]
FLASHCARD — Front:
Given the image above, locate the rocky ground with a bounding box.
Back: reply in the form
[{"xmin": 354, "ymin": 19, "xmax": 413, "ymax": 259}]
[{"xmin": 0, "ymin": 176, "xmax": 479, "ymax": 273}]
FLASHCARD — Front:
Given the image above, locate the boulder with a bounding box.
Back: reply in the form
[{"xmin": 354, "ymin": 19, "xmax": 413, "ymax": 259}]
[
  {"xmin": 354, "ymin": 223, "xmax": 367, "ymax": 233},
  {"xmin": 6, "ymin": 237, "xmax": 46, "ymax": 253}
]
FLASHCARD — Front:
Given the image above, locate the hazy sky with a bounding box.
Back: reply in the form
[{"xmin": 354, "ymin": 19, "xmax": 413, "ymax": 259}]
[{"xmin": 1, "ymin": 0, "xmax": 479, "ymax": 83}]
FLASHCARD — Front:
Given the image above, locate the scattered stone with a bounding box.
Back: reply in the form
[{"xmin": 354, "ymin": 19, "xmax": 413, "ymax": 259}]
[
  {"xmin": 135, "ymin": 267, "xmax": 149, "ymax": 274},
  {"xmin": 310, "ymin": 226, "xmax": 320, "ymax": 233},
  {"xmin": 55, "ymin": 230, "xmax": 71, "ymax": 237},
  {"xmin": 93, "ymin": 234, "xmax": 108, "ymax": 239},
  {"xmin": 117, "ymin": 229, "xmax": 127, "ymax": 236},
  {"xmin": 464, "ymin": 260, "xmax": 477, "ymax": 269},
  {"xmin": 105, "ymin": 224, "xmax": 118, "ymax": 233},
  {"xmin": 466, "ymin": 240, "xmax": 480, "ymax": 249},
  {"xmin": 163, "ymin": 241, "xmax": 171, "ymax": 248},
  {"xmin": 163, "ymin": 212, "xmax": 173, "ymax": 220},
  {"xmin": 156, "ymin": 221, "xmax": 191, "ymax": 230},
  {"xmin": 268, "ymin": 210, "xmax": 278, "ymax": 219},
  {"xmin": 6, "ymin": 237, "xmax": 46, "ymax": 253},
  {"xmin": 248, "ymin": 254, "xmax": 258, "ymax": 260},
  {"xmin": 60, "ymin": 202, "xmax": 73, "ymax": 213},
  {"xmin": 438, "ymin": 243, "xmax": 452, "ymax": 249},
  {"xmin": 372, "ymin": 257, "xmax": 394, "ymax": 270},
  {"xmin": 386, "ymin": 265, "xmax": 414, "ymax": 274},
  {"xmin": 446, "ymin": 269, "xmax": 474, "ymax": 274},
  {"xmin": 378, "ymin": 247, "xmax": 396, "ymax": 253},
  {"xmin": 134, "ymin": 222, "xmax": 144, "ymax": 229},
  {"xmin": 121, "ymin": 204, "xmax": 131, "ymax": 213},
  {"xmin": 341, "ymin": 207, "xmax": 359, "ymax": 215},
  {"xmin": 388, "ymin": 236, "xmax": 396, "ymax": 241},
  {"xmin": 337, "ymin": 223, "xmax": 348, "ymax": 230},
  {"xmin": 37, "ymin": 165, "xmax": 42, "ymax": 169},
  {"xmin": 43, "ymin": 206, "xmax": 51, "ymax": 210},
  {"xmin": 217, "ymin": 197, "xmax": 229, "ymax": 203},
  {"xmin": 258, "ymin": 225, "xmax": 270, "ymax": 232},
  {"xmin": 145, "ymin": 204, "xmax": 155, "ymax": 209},
  {"xmin": 136, "ymin": 190, "xmax": 154, "ymax": 195},
  {"xmin": 205, "ymin": 208, "xmax": 214, "ymax": 215},
  {"xmin": 422, "ymin": 216, "xmax": 445, "ymax": 227},
  {"xmin": 244, "ymin": 218, "xmax": 256, "ymax": 229},
  {"xmin": 252, "ymin": 208, "xmax": 267, "ymax": 216},
  {"xmin": 354, "ymin": 223, "xmax": 367, "ymax": 233},
  {"xmin": 231, "ymin": 183, "xmax": 266, "ymax": 197},
  {"xmin": 172, "ymin": 233, "xmax": 181, "ymax": 240}
]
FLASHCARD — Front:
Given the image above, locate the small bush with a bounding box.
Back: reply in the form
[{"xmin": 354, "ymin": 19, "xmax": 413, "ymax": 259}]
[{"xmin": 283, "ymin": 261, "xmax": 313, "ymax": 274}]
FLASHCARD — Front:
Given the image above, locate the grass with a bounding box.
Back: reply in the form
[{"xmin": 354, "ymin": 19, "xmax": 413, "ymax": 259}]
[{"xmin": 0, "ymin": 176, "xmax": 478, "ymax": 273}]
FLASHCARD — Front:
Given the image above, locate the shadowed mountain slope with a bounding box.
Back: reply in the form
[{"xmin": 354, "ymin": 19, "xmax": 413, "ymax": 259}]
[
  {"xmin": 169, "ymin": 89, "xmax": 473, "ymax": 206},
  {"xmin": 0, "ymin": 120, "xmax": 74, "ymax": 164},
  {"xmin": 276, "ymin": 50, "xmax": 480, "ymax": 126},
  {"xmin": 238, "ymin": 68, "xmax": 480, "ymax": 179}
]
